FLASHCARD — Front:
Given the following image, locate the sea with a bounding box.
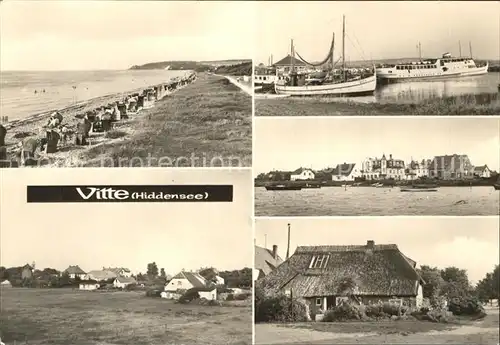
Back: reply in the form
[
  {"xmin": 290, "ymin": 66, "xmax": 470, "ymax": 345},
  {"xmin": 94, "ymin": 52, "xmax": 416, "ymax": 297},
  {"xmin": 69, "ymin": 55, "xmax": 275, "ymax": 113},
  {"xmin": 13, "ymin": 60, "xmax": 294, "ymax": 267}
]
[
  {"xmin": 315, "ymin": 72, "xmax": 500, "ymax": 104},
  {"xmin": 0, "ymin": 70, "xmax": 188, "ymax": 121},
  {"xmin": 254, "ymin": 186, "xmax": 500, "ymax": 216}
]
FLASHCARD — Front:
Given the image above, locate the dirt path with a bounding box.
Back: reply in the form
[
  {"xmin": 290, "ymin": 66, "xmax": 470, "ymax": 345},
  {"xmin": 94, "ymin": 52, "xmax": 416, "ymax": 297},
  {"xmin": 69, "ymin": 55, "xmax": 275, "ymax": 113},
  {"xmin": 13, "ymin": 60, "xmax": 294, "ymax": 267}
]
[
  {"xmin": 223, "ymin": 76, "xmax": 252, "ymax": 96},
  {"xmin": 256, "ymin": 310, "xmax": 500, "ymax": 345}
]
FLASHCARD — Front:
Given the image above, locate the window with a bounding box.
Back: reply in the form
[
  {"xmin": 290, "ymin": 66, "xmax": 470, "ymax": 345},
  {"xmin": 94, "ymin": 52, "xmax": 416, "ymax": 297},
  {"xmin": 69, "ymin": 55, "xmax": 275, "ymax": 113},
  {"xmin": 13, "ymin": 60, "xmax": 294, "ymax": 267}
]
[
  {"xmin": 309, "ymin": 255, "xmax": 330, "ymax": 269},
  {"xmin": 316, "ymin": 298, "xmax": 322, "ymax": 306}
]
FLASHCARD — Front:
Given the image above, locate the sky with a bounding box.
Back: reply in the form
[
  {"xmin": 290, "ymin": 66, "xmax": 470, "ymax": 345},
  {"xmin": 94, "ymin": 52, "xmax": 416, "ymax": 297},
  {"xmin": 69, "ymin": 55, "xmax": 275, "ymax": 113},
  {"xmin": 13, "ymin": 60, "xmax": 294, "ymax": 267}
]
[
  {"xmin": 0, "ymin": 1, "xmax": 255, "ymax": 71},
  {"xmin": 254, "ymin": 117, "xmax": 500, "ymax": 175},
  {"xmin": 0, "ymin": 169, "xmax": 252, "ymax": 275},
  {"xmin": 255, "ymin": 217, "xmax": 499, "ymax": 284},
  {"xmin": 255, "ymin": 1, "xmax": 500, "ymax": 64}
]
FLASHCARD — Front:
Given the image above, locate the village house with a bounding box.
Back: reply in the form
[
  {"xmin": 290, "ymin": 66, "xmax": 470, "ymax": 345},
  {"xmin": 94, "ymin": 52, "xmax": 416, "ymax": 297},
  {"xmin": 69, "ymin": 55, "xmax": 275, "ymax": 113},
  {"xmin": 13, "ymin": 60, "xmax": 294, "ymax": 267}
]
[
  {"xmin": 254, "ymin": 244, "xmax": 284, "ymax": 281},
  {"xmin": 79, "ymin": 280, "xmax": 100, "ymax": 291},
  {"xmin": 428, "ymin": 154, "xmax": 474, "ymax": 179},
  {"xmin": 104, "ymin": 267, "xmax": 132, "ymax": 278},
  {"xmin": 272, "ymin": 55, "xmax": 307, "ymax": 74},
  {"xmin": 21, "ymin": 264, "xmax": 33, "ymax": 280},
  {"xmin": 362, "ymin": 154, "xmax": 406, "ymax": 180},
  {"xmin": 473, "ymin": 165, "xmax": 491, "ymax": 178},
  {"xmin": 164, "ymin": 271, "xmax": 216, "ymax": 300},
  {"xmin": 86, "ymin": 270, "xmax": 118, "ymax": 281},
  {"xmin": 407, "ymin": 159, "xmax": 431, "ymax": 180},
  {"xmin": 257, "ymin": 240, "xmax": 425, "ymax": 321},
  {"xmin": 290, "ymin": 168, "xmax": 315, "ymax": 181},
  {"xmin": 0, "ymin": 280, "xmax": 12, "ymax": 288},
  {"xmin": 113, "ymin": 277, "xmax": 137, "ymax": 289},
  {"xmin": 63, "ymin": 265, "xmax": 87, "ymax": 279},
  {"xmin": 331, "ymin": 163, "xmax": 360, "ymax": 182}
]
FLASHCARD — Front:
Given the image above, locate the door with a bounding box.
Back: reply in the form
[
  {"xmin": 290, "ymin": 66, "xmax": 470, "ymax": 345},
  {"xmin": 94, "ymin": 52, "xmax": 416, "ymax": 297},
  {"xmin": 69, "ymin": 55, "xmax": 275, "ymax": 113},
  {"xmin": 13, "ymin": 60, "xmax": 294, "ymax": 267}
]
[{"xmin": 326, "ymin": 296, "xmax": 335, "ymax": 310}]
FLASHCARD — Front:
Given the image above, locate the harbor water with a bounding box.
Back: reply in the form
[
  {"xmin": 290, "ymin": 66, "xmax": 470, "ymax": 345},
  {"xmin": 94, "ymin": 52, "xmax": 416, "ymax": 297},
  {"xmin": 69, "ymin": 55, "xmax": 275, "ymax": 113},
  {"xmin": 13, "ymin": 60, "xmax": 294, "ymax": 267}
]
[
  {"xmin": 254, "ymin": 186, "xmax": 500, "ymax": 216},
  {"xmin": 0, "ymin": 70, "xmax": 188, "ymax": 121}
]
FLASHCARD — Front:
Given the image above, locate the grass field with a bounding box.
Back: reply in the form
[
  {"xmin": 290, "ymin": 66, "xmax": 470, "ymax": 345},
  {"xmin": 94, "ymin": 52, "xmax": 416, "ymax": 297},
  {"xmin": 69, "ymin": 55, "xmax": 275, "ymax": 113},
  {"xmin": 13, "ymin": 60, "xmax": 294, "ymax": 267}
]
[
  {"xmin": 255, "ymin": 309, "xmax": 500, "ymax": 344},
  {"xmin": 79, "ymin": 73, "xmax": 251, "ymax": 167},
  {"xmin": 255, "ymin": 93, "xmax": 500, "ymax": 116},
  {"xmin": 0, "ymin": 288, "xmax": 251, "ymax": 345}
]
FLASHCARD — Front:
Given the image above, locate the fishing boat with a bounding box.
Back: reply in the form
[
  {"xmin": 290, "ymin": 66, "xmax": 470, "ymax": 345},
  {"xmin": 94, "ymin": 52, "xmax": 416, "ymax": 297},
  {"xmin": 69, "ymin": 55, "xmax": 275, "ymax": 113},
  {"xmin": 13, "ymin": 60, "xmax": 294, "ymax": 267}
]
[
  {"xmin": 494, "ymin": 184, "xmax": 500, "ymax": 190},
  {"xmin": 376, "ymin": 42, "xmax": 488, "ymax": 83},
  {"xmin": 400, "ymin": 184, "xmax": 439, "ymax": 192},
  {"xmin": 274, "ymin": 15, "xmax": 376, "ymax": 97},
  {"xmin": 265, "ymin": 184, "xmax": 302, "ymax": 191}
]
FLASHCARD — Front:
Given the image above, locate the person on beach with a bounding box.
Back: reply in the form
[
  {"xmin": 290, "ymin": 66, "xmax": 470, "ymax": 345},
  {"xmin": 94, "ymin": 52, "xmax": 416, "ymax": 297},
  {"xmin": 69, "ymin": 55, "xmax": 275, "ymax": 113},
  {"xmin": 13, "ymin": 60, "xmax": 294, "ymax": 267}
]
[
  {"xmin": 19, "ymin": 137, "xmax": 39, "ymax": 166},
  {"xmin": 0, "ymin": 124, "xmax": 7, "ymax": 164},
  {"xmin": 76, "ymin": 120, "xmax": 90, "ymax": 146},
  {"xmin": 45, "ymin": 129, "xmax": 61, "ymax": 154}
]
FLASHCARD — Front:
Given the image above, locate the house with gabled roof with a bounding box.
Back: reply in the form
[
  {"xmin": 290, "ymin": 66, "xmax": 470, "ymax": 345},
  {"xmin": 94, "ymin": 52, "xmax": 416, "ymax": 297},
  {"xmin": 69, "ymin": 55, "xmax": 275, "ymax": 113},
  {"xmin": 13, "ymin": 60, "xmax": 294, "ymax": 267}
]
[
  {"xmin": 331, "ymin": 163, "xmax": 360, "ymax": 181},
  {"xmin": 113, "ymin": 276, "xmax": 137, "ymax": 289},
  {"xmin": 273, "ymin": 55, "xmax": 307, "ymax": 73},
  {"xmin": 103, "ymin": 267, "xmax": 132, "ymax": 278},
  {"xmin": 86, "ymin": 270, "xmax": 118, "ymax": 282},
  {"xmin": 257, "ymin": 240, "xmax": 425, "ymax": 320},
  {"xmin": 255, "ymin": 245, "xmax": 284, "ymax": 281},
  {"xmin": 290, "ymin": 168, "xmax": 315, "ymax": 181},
  {"xmin": 21, "ymin": 264, "xmax": 33, "ymax": 280},
  {"xmin": 473, "ymin": 165, "xmax": 491, "ymax": 178},
  {"xmin": 428, "ymin": 154, "xmax": 474, "ymax": 180},
  {"xmin": 164, "ymin": 271, "xmax": 216, "ymax": 300},
  {"xmin": 63, "ymin": 265, "xmax": 87, "ymax": 279}
]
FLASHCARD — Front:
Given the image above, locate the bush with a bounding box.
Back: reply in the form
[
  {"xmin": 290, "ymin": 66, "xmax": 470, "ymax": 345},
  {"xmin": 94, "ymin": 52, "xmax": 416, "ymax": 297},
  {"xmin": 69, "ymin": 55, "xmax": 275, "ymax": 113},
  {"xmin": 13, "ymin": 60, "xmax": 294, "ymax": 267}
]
[
  {"xmin": 235, "ymin": 293, "xmax": 251, "ymax": 300},
  {"xmin": 226, "ymin": 293, "xmax": 234, "ymax": 301},
  {"xmin": 411, "ymin": 308, "xmax": 454, "ymax": 323},
  {"xmin": 254, "ymin": 289, "xmax": 308, "ymax": 323},
  {"xmin": 105, "ymin": 130, "xmax": 127, "ymax": 139},
  {"xmin": 146, "ymin": 289, "xmax": 162, "ymax": 298},
  {"xmin": 178, "ymin": 288, "xmax": 200, "ymax": 304},
  {"xmin": 448, "ymin": 296, "xmax": 486, "ymax": 316},
  {"xmin": 322, "ymin": 301, "xmax": 365, "ymax": 322}
]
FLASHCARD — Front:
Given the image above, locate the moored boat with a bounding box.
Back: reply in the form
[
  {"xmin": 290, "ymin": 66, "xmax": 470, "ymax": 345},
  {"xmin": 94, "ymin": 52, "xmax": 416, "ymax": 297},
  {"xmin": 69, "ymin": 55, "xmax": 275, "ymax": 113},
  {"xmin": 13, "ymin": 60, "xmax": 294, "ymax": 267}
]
[
  {"xmin": 274, "ymin": 15, "xmax": 376, "ymax": 97},
  {"xmin": 265, "ymin": 184, "xmax": 302, "ymax": 191},
  {"xmin": 376, "ymin": 43, "xmax": 488, "ymax": 83},
  {"xmin": 303, "ymin": 183, "xmax": 322, "ymax": 189},
  {"xmin": 400, "ymin": 185, "xmax": 439, "ymax": 192},
  {"xmin": 494, "ymin": 184, "xmax": 500, "ymax": 190}
]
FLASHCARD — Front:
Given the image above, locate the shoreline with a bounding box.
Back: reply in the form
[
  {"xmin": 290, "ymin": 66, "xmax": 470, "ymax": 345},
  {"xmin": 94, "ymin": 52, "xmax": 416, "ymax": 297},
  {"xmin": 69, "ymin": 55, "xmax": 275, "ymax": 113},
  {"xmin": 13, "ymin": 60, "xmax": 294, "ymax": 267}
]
[
  {"xmin": 1, "ymin": 72, "xmax": 196, "ymax": 167},
  {"xmin": 254, "ymin": 180, "xmax": 498, "ymax": 188}
]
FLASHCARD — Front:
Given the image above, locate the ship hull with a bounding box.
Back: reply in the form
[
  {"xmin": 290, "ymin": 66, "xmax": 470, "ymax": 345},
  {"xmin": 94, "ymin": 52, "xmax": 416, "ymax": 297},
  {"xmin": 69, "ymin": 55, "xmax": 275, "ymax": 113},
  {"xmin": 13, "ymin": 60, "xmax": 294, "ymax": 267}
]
[
  {"xmin": 377, "ymin": 65, "xmax": 488, "ymax": 83},
  {"xmin": 274, "ymin": 74, "xmax": 377, "ymax": 97}
]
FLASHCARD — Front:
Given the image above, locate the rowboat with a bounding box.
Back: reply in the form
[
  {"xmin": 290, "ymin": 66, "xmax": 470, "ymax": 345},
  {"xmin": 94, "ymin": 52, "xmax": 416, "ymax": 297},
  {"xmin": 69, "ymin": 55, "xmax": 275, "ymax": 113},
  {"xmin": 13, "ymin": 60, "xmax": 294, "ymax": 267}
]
[
  {"xmin": 265, "ymin": 184, "xmax": 302, "ymax": 191},
  {"xmin": 400, "ymin": 186, "xmax": 439, "ymax": 192}
]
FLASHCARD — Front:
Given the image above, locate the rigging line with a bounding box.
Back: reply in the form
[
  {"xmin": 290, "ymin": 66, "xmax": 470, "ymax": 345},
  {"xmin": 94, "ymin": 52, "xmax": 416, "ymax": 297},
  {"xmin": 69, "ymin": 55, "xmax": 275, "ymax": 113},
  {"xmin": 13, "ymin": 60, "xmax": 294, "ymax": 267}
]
[
  {"xmin": 345, "ymin": 33, "xmax": 366, "ymax": 63},
  {"xmin": 351, "ymin": 31, "xmax": 368, "ymax": 61},
  {"xmin": 294, "ymin": 36, "xmax": 335, "ymax": 67}
]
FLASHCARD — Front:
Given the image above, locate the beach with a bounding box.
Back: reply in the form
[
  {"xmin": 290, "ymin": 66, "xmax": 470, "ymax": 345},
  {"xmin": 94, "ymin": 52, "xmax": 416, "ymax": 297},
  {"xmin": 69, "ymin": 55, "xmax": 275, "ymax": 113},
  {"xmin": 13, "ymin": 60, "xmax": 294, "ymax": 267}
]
[{"xmin": 1, "ymin": 72, "xmax": 251, "ymax": 168}]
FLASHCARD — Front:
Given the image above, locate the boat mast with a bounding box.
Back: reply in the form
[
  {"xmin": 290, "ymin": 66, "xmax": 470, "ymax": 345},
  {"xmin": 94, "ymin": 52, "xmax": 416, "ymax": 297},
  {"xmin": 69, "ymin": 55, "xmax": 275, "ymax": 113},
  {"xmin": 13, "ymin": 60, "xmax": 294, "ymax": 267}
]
[
  {"xmin": 342, "ymin": 15, "xmax": 346, "ymax": 81},
  {"xmin": 459, "ymin": 41, "xmax": 462, "ymax": 57},
  {"xmin": 331, "ymin": 32, "xmax": 335, "ymax": 75},
  {"xmin": 290, "ymin": 39, "xmax": 295, "ymax": 74},
  {"xmin": 418, "ymin": 42, "xmax": 422, "ymax": 60},
  {"xmin": 469, "ymin": 41, "xmax": 473, "ymax": 58}
]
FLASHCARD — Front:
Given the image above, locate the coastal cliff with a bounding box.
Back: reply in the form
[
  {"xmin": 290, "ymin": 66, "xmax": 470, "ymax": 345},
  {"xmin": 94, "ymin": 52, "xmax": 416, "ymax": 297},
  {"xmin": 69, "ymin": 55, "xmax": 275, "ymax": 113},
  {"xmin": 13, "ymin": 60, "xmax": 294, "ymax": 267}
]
[{"xmin": 129, "ymin": 59, "xmax": 252, "ymax": 74}]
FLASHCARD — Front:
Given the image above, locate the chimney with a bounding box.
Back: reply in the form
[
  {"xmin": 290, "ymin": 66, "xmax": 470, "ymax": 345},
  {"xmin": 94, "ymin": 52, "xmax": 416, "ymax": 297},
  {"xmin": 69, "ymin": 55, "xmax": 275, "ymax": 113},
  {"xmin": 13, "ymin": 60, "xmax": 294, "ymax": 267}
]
[
  {"xmin": 366, "ymin": 240, "xmax": 375, "ymax": 248},
  {"xmin": 389, "ymin": 154, "xmax": 392, "ymax": 160},
  {"xmin": 272, "ymin": 245, "xmax": 278, "ymax": 259},
  {"xmin": 286, "ymin": 223, "xmax": 291, "ymax": 260}
]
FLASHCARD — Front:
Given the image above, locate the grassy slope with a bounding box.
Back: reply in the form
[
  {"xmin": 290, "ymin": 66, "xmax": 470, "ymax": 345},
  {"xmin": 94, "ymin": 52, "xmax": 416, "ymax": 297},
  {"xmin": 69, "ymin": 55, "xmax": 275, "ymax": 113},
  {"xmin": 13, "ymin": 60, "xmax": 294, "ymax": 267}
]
[
  {"xmin": 80, "ymin": 73, "xmax": 251, "ymax": 167},
  {"xmin": 256, "ymin": 94, "xmax": 500, "ymax": 116},
  {"xmin": 0, "ymin": 288, "xmax": 251, "ymax": 345},
  {"xmin": 215, "ymin": 62, "xmax": 252, "ymax": 76}
]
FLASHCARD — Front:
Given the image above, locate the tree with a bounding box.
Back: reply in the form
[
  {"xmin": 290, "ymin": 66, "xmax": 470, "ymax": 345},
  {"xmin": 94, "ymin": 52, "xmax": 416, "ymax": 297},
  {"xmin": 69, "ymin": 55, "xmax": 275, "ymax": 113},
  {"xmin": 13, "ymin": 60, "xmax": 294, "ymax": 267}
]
[
  {"xmin": 475, "ymin": 265, "xmax": 500, "ymax": 303},
  {"xmin": 417, "ymin": 265, "xmax": 445, "ymax": 299},
  {"xmin": 147, "ymin": 262, "xmax": 159, "ymax": 278},
  {"xmin": 198, "ymin": 267, "xmax": 218, "ymax": 284},
  {"xmin": 440, "ymin": 266, "xmax": 471, "ymax": 298},
  {"xmin": 160, "ymin": 268, "xmax": 166, "ymax": 278}
]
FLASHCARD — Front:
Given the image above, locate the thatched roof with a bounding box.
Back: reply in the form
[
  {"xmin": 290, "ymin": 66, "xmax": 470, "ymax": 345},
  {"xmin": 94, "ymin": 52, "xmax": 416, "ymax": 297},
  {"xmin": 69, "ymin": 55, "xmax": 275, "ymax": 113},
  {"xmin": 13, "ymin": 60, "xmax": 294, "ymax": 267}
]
[
  {"xmin": 114, "ymin": 277, "xmax": 136, "ymax": 284},
  {"xmin": 273, "ymin": 55, "xmax": 306, "ymax": 67},
  {"xmin": 171, "ymin": 271, "xmax": 207, "ymax": 288},
  {"xmin": 257, "ymin": 241, "xmax": 424, "ymax": 298},
  {"xmin": 87, "ymin": 270, "xmax": 118, "ymax": 281},
  {"xmin": 64, "ymin": 265, "xmax": 86, "ymax": 275},
  {"xmin": 255, "ymin": 245, "xmax": 284, "ymax": 277}
]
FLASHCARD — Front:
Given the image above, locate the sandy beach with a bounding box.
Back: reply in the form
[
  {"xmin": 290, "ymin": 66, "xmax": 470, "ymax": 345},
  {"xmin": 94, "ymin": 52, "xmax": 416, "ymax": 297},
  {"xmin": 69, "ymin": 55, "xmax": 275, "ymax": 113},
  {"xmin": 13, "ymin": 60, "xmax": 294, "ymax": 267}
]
[{"xmin": 1, "ymin": 72, "xmax": 251, "ymax": 168}]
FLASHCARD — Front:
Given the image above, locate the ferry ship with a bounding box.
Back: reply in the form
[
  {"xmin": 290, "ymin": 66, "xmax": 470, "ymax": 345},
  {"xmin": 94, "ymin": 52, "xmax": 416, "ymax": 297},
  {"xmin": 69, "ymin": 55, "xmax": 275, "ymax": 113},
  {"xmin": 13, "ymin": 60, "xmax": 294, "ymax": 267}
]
[{"xmin": 376, "ymin": 53, "xmax": 488, "ymax": 83}]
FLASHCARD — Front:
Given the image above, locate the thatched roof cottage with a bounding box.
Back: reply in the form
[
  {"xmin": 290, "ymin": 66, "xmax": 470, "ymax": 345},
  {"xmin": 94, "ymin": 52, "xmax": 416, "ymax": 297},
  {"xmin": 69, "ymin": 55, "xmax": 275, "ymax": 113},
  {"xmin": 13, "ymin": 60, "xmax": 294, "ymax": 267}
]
[
  {"xmin": 257, "ymin": 240, "xmax": 425, "ymax": 318},
  {"xmin": 254, "ymin": 245, "xmax": 284, "ymax": 280}
]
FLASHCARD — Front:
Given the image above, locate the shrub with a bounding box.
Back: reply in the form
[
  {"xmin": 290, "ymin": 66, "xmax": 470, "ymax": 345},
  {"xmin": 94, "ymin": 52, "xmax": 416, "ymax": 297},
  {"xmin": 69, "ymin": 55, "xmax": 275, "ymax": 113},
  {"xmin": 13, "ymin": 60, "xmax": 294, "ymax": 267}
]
[
  {"xmin": 254, "ymin": 289, "xmax": 308, "ymax": 323},
  {"xmin": 448, "ymin": 296, "xmax": 486, "ymax": 316},
  {"xmin": 235, "ymin": 293, "xmax": 251, "ymax": 300},
  {"xmin": 145, "ymin": 289, "xmax": 162, "ymax": 298},
  {"xmin": 226, "ymin": 293, "xmax": 235, "ymax": 301},
  {"xmin": 411, "ymin": 308, "xmax": 454, "ymax": 323},
  {"xmin": 105, "ymin": 130, "xmax": 127, "ymax": 139},
  {"xmin": 322, "ymin": 301, "xmax": 365, "ymax": 322},
  {"xmin": 178, "ymin": 288, "xmax": 200, "ymax": 304}
]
